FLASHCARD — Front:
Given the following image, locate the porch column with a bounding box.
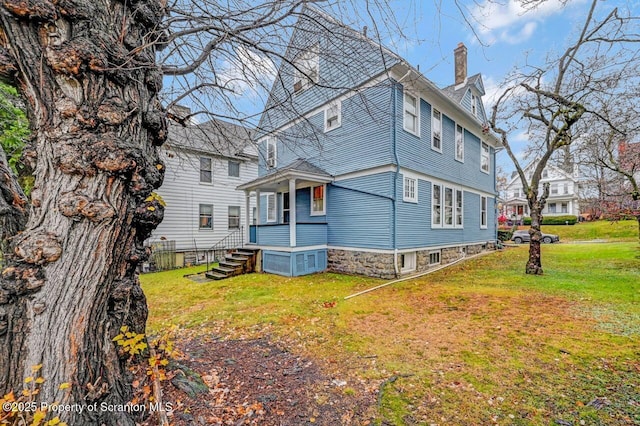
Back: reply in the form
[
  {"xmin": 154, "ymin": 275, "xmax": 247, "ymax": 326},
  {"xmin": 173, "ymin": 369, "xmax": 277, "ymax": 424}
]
[
  {"xmin": 244, "ymin": 190, "xmax": 251, "ymax": 243},
  {"xmin": 255, "ymin": 189, "xmax": 261, "ymax": 225},
  {"xmin": 255, "ymin": 189, "xmax": 261, "ymax": 245},
  {"xmin": 289, "ymin": 179, "xmax": 296, "ymax": 247}
]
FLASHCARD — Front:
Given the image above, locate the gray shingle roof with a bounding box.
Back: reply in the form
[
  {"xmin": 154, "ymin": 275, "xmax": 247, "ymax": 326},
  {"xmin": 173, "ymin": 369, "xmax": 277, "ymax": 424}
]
[{"xmin": 167, "ymin": 119, "xmax": 257, "ymax": 160}]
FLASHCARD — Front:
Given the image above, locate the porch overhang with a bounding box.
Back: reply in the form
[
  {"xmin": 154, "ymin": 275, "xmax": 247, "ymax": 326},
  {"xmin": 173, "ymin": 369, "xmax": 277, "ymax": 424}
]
[{"xmin": 236, "ymin": 158, "xmax": 334, "ymax": 193}]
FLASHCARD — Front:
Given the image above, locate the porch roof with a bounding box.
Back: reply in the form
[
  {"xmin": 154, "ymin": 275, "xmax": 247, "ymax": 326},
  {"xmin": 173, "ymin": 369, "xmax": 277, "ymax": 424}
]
[
  {"xmin": 502, "ymin": 197, "xmax": 528, "ymax": 205},
  {"xmin": 237, "ymin": 158, "xmax": 333, "ymax": 192}
]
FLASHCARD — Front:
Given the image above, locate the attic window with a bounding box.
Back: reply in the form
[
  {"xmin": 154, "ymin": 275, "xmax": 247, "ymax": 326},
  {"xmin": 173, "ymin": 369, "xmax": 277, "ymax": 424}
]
[
  {"xmin": 471, "ymin": 94, "xmax": 478, "ymax": 117},
  {"xmin": 266, "ymin": 137, "xmax": 277, "ymax": 169},
  {"xmin": 324, "ymin": 101, "xmax": 341, "ymax": 132},
  {"xmin": 293, "ymin": 45, "xmax": 319, "ymax": 93}
]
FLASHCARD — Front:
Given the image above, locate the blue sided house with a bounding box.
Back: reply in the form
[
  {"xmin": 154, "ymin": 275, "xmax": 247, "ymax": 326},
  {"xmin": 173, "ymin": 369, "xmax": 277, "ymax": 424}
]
[{"xmin": 237, "ymin": 6, "xmax": 499, "ymax": 278}]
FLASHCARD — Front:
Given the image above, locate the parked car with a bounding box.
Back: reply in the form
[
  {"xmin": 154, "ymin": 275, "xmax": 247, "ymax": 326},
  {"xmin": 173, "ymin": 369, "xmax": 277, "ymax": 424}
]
[{"xmin": 511, "ymin": 229, "xmax": 560, "ymax": 244}]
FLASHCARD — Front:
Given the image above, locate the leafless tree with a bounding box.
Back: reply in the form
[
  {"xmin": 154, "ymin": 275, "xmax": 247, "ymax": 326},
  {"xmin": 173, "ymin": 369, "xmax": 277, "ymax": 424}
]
[
  {"xmin": 488, "ymin": 0, "xmax": 640, "ymax": 274},
  {"xmin": 0, "ymin": 0, "xmax": 411, "ymax": 424}
]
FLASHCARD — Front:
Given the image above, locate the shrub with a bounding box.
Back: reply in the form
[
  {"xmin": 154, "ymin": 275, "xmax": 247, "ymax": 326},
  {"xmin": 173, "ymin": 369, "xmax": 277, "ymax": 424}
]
[
  {"xmin": 497, "ymin": 230, "xmax": 513, "ymax": 241},
  {"xmin": 543, "ymin": 215, "xmax": 578, "ymax": 225},
  {"xmin": 522, "ymin": 215, "xmax": 578, "ymax": 226}
]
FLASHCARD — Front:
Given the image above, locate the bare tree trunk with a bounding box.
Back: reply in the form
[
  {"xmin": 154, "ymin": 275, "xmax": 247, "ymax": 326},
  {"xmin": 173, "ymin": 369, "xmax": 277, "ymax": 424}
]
[
  {"xmin": 0, "ymin": 1, "xmax": 167, "ymax": 424},
  {"xmin": 0, "ymin": 145, "xmax": 27, "ymax": 255},
  {"xmin": 525, "ymin": 183, "xmax": 550, "ymax": 275}
]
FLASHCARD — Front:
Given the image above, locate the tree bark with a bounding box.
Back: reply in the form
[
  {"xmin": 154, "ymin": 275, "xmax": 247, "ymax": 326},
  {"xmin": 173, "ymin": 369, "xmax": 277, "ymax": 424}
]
[
  {"xmin": 0, "ymin": 145, "xmax": 27, "ymax": 256},
  {"xmin": 0, "ymin": 1, "xmax": 167, "ymax": 424},
  {"xmin": 526, "ymin": 182, "xmax": 550, "ymax": 275}
]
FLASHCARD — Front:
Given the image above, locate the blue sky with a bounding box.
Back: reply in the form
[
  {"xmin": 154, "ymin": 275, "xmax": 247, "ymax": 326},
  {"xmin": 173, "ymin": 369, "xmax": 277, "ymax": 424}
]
[
  {"xmin": 375, "ymin": 0, "xmax": 639, "ymax": 172},
  {"xmin": 169, "ymin": 0, "xmax": 639, "ymax": 173}
]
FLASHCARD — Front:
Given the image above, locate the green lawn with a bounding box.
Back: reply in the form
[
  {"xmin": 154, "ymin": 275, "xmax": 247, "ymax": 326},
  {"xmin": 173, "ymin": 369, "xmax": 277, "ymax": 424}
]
[
  {"xmin": 541, "ymin": 219, "xmax": 638, "ymax": 242},
  {"xmin": 142, "ymin": 240, "xmax": 640, "ymax": 425}
]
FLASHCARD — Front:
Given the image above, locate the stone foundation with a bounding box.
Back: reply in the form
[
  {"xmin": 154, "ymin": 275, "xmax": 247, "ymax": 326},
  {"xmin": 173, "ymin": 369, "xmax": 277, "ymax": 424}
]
[{"xmin": 328, "ymin": 243, "xmax": 494, "ymax": 278}]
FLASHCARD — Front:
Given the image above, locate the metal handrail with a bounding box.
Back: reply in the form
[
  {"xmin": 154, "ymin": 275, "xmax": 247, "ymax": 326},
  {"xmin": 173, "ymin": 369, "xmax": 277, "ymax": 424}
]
[{"xmin": 206, "ymin": 226, "xmax": 244, "ymax": 271}]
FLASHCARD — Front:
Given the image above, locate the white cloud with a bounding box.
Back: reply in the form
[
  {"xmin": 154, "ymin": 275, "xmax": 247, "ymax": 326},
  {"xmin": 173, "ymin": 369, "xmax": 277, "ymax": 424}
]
[
  {"xmin": 472, "ymin": 0, "xmax": 587, "ymax": 44},
  {"xmin": 217, "ymin": 46, "xmax": 277, "ymax": 98}
]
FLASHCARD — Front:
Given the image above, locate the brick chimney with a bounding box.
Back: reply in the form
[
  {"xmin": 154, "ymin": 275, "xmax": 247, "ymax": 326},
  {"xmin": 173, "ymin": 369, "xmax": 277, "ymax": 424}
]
[{"xmin": 454, "ymin": 42, "xmax": 467, "ymax": 86}]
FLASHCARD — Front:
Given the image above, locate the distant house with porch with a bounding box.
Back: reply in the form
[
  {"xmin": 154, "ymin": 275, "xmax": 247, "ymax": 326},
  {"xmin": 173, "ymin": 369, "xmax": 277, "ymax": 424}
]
[
  {"xmin": 236, "ymin": 6, "xmax": 499, "ymax": 278},
  {"xmin": 146, "ymin": 118, "xmax": 258, "ymax": 268},
  {"xmin": 502, "ymin": 161, "xmax": 581, "ymax": 222}
]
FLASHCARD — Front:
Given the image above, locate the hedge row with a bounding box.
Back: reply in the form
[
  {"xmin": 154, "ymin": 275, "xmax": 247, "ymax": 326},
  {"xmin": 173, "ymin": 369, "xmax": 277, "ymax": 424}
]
[{"xmin": 522, "ymin": 215, "xmax": 578, "ymax": 225}]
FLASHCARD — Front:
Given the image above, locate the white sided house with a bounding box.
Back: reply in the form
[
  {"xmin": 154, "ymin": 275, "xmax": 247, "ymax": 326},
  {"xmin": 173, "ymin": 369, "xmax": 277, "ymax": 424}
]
[
  {"xmin": 502, "ymin": 162, "xmax": 581, "ymax": 221},
  {"xmin": 146, "ymin": 119, "xmax": 258, "ymax": 268}
]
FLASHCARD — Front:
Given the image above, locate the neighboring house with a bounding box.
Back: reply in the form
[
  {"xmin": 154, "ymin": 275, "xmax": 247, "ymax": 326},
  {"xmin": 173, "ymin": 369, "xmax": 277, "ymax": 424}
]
[
  {"xmin": 502, "ymin": 161, "xmax": 581, "ymax": 221},
  {"xmin": 147, "ymin": 117, "xmax": 258, "ymax": 267},
  {"xmin": 237, "ymin": 7, "xmax": 500, "ymax": 278}
]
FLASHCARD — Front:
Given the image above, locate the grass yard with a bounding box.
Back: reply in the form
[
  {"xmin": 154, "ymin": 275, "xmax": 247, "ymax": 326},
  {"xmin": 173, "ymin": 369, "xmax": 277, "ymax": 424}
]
[
  {"xmin": 142, "ymin": 240, "xmax": 639, "ymax": 425},
  {"xmin": 542, "ymin": 218, "xmax": 638, "ymax": 242}
]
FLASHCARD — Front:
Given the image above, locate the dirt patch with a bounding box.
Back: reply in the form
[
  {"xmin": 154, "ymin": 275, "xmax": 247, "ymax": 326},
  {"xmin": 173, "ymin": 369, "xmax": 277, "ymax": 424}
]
[{"xmin": 152, "ymin": 336, "xmax": 377, "ymax": 425}]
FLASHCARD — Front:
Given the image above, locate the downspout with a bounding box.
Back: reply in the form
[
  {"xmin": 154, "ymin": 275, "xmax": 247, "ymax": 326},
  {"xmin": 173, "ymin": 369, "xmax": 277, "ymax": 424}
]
[{"xmin": 392, "ymin": 69, "xmax": 412, "ymax": 277}]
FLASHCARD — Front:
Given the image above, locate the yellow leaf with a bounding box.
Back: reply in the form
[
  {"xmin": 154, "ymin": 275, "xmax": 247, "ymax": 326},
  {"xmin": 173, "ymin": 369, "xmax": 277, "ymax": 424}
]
[
  {"xmin": 25, "ymin": 376, "xmax": 34, "ymax": 383},
  {"xmin": 112, "ymin": 334, "xmax": 123, "ymax": 342},
  {"xmin": 120, "ymin": 325, "xmax": 129, "ymax": 332},
  {"xmin": 147, "ymin": 206, "xmax": 156, "ymax": 211},
  {"xmin": 59, "ymin": 383, "xmax": 71, "ymax": 390},
  {"xmin": 46, "ymin": 418, "xmax": 61, "ymax": 426},
  {"xmin": 22, "ymin": 389, "xmax": 31, "ymax": 397},
  {"xmin": 31, "ymin": 410, "xmax": 46, "ymax": 426},
  {"xmin": 35, "ymin": 377, "xmax": 45, "ymax": 384},
  {"xmin": 31, "ymin": 364, "xmax": 43, "ymax": 372}
]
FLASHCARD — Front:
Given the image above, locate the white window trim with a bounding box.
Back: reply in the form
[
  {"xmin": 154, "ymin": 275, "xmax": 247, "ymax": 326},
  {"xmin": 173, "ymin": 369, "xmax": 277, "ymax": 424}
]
[
  {"xmin": 310, "ymin": 184, "xmax": 326, "ymax": 216},
  {"xmin": 199, "ymin": 156, "xmax": 213, "ymax": 184},
  {"xmin": 481, "ymin": 141, "xmax": 490, "ymax": 174},
  {"xmin": 432, "ymin": 183, "xmax": 464, "ymax": 229},
  {"xmin": 431, "ymin": 108, "xmax": 442, "ymax": 153},
  {"xmin": 480, "ymin": 196, "xmax": 488, "ymax": 229},
  {"xmin": 400, "ymin": 252, "xmax": 417, "ymax": 273},
  {"xmin": 455, "ymin": 124, "xmax": 464, "ymax": 162},
  {"xmin": 403, "ymin": 175, "xmax": 418, "ymax": 203},
  {"xmin": 471, "ymin": 93, "xmax": 478, "ymax": 117},
  {"xmin": 324, "ymin": 100, "xmax": 342, "ymax": 132},
  {"xmin": 199, "ymin": 204, "xmax": 213, "ymax": 230},
  {"xmin": 403, "ymin": 91, "xmax": 420, "ymax": 136},
  {"xmin": 293, "ymin": 44, "xmax": 319, "ymax": 93},
  {"xmin": 266, "ymin": 137, "xmax": 277, "ymax": 169},
  {"xmin": 266, "ymin": 193, "xmax": 276, "ymax": 223},
  {"xmin": 228, "ymin": 206, "xmax": 241, "ymax": 229}
]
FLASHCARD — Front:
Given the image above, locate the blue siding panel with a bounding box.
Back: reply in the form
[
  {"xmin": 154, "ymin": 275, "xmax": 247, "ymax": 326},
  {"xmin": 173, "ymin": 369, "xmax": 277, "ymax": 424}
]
[
  {"xmin": 394, "ymin": 85, "xmax": 495, "ymax": 195},
  {"xmin": 328, "ymin": 173, "xmax": 394, "ymax": 249},
  {"xmin": 296, "ymin": 223, "xmax": 328, "ymax": 246},
  {"xmin": 256, "ymin": 225, "xmax": 289, "ymax": 246}
]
